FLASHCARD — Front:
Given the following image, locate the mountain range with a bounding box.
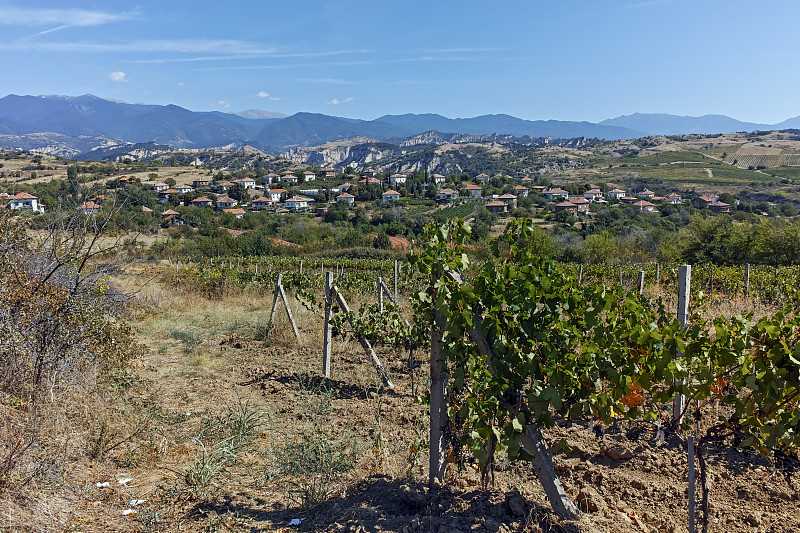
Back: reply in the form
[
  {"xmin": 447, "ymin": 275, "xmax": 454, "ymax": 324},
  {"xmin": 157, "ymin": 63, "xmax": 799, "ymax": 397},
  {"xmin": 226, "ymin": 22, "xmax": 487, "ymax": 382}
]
[{"xmin": 0, "ymin": 94, "xmax": 798, "ymax": 158}]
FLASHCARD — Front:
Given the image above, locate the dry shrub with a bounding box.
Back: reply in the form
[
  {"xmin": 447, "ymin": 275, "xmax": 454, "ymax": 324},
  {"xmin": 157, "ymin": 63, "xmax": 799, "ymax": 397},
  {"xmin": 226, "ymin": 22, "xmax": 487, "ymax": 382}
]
[{"xmin": 0, "ymin": 210, "xmax": 143, "ymax": 512}]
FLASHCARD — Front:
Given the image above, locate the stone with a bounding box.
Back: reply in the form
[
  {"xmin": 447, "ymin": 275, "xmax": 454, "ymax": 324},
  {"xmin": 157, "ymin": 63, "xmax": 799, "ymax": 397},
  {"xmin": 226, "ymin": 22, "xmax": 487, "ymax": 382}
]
[
  {"xmin": 744, "ymin": 511, "xmax": 762, "ymax": 526},
  {"xmin": 606, "ymin": 445, "xmax": 634, "ymax": 461},
  {"xmin": 399, "ymin": 485, "xmax": 427, "ymax": 509},
  {"xmin": 631, "ymin": 479, "xmax": 647, "ymax": 490},
  {"xmin": 577, "ymin": 487, "xmax": 606, "ymax": 513},
  {"xmin": 506, "ymin": 492, "xmax": 527, "ymax": 517}
]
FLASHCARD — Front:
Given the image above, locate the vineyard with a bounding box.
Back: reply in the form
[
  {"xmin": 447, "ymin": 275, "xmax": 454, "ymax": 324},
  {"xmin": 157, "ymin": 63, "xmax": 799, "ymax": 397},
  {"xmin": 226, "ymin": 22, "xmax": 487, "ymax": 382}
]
[
  {"xmin": 175, "ymin": 252, "xmax": 800, "ymax": 310},
  {"xmin": 406, "ymin": 219, "xmax": 800, "ymax": 532},
  {"xmin": 702, "ymin": 144, "xmax": 800, "ymax": 169}
]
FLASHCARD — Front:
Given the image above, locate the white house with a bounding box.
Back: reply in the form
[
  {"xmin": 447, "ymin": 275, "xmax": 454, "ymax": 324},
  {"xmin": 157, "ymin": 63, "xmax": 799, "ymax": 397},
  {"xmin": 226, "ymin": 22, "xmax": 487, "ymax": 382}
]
[
  {"xmin": 216, "ymin": 196, "xmax": 237, "ymax": 209},
  {"xmin": 285, "ymin": 195, "xmax": 312, "ymax": 210},
  {"xmin": 514, "ymin": 185, "xmax": 529, "ymax": 197},
  {"xmin": 438, "ymin": 188, "xmax": 459, "ymax": 201},
  {"xmin": 637, "ymin": 189, "xmax": 655, "ymax": 199},
  {"xmin": 430, "ymin": 173, "xmax": 446, "ymax": 185},
  {"xmin": 336, "ymin": 193, "xmax": 355, "ymax": 205},
  {"xmin": 607, "ymin": 188, "xmax": 626, "ymax": 200},
  {"xmin": 475, "ymin": 173, "xmax": 490, "ymax": 184},
  {"xmin": 77, "ymin": 201, "xmax": 101, "ymax": 215},
  {"xmin": 303, "ymin": 171, "xmax": 316, "ymax": 182},
  {"xmin": 388, "ymin": 174, "xmax": 407, "ymax": 187},
  {"xmin": 7, "ymin": 192, "xmax": 43, "ymax": 212},
  {"xmin": 251, "ymin": 197, "xmax": 273, "ymax": 210},
  {"xmin": 267, "ymin": 188, "xmax": 288, "ymax": 202},
  {"xmin": 150, "ymin": 182, "xmax": 170, "ymax": 192},
  {"xmin": 584, "ymin": 188, "xmax": 603, "ymax": 201},
  {"xmin": 543, "ymin": 188, "xmax": 569, "ymax": 200},
  {"xmin": 498, "ymin": 193, "xmax": 517, "ymax": 208},
  {"xmin": 233, "ymin": 178, "xmax": 256, "ymax": 189},
  {"xmin": 382, "ymin": 189, "xmax": 401, "ymax": 203},
  {"xmin": 280, "ymin": 173, "xmax": 299, "ymax": 184},
  {"xmin": 464, "ymin": 185, "xmax": 483, "ymax": 198},
  {"xmin": 224, "ymin": 208, "xmax": 246, "ymax": 219},
  {"xmin": 174, "ymin": 185, "xmax": 193, "ymax": 194}
]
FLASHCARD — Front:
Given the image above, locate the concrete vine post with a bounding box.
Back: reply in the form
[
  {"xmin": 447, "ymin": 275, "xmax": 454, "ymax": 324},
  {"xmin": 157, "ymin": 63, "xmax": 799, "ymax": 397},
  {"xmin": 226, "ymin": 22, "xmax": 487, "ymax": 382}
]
[
  {"xmin": 429, "ymin": 268, "xmax": 448, "ymax": 487},
  {"xmin": 378, "ymin": 275, "xmax": 384, "ymax": 313},
  {"xmin": 674, "ymin": 264, "xmax": 691, "ymax": 423},
  {"xmin": 322, "ymin": 271, "xmax": 333, "ymax": 378}
]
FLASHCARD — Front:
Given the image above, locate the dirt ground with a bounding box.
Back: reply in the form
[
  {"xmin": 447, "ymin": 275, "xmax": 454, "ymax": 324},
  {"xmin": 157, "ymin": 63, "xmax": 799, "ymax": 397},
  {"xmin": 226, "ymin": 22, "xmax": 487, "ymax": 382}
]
[{"xmin": 18, "ymin": 269, "xmax": 800, "ymax": 533}]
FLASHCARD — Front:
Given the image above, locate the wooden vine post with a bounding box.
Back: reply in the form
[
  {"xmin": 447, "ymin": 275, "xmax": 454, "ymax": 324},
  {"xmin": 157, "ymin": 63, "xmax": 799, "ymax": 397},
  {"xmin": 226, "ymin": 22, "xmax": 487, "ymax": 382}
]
[
  {"xmin": 267, "ymin": 273, "xmax": 300, "ymax": 339},
  {"xmin": 674, "ymin": 264, "xmax": 691, "ymax": 422},
  {"xmin": 577, "ymin": 264, "xmax": 583, "ymax": 286},
  {"xmin": 323, "ymin": 282, "xmax": 395, "ymax": 389},
  {"xmin": 638, "ymin": 270, "xmax": 645, "ymax": 295}
]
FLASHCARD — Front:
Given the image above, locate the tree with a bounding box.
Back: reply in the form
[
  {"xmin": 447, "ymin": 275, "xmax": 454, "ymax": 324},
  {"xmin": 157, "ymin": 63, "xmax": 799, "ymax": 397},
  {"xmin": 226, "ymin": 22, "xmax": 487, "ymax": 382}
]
[
  {"xmin": 228, "ymin": 183, "xmax": 248, "ymax": 202},
  {"xmin": 373, "ymin": 231, "xmax": 391, "ymax": 250},
  {"xmin": 165, "ymin": 177, "xmax": 176, "ymax": 187}
]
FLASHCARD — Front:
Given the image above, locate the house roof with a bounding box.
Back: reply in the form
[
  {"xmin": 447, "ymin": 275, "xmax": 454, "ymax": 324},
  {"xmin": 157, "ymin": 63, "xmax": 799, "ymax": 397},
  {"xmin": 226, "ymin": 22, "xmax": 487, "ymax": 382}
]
[
  {"xmin": 337, "ymin": 193, "xmax": 355, "ymax": 199},
  {"xmin": 12, "ymin": 192, "xmax": 38, "ymax": 199},
  {"xmin": 268, "ymin": 188, "xmax": 288, "ymax": 194},
  {"xmin": 634, "ymin": 200, "xmax": 655, "ymax": 207},
  {"xmin": 285, "ymin": 195, "xmax": 312, "ymax": 202},
  {"xmin": 498, "ymin": 194, "xmax": 517, "ymax": 200},
  {"xmin": 78, "ymin": 202, "xmax": 101, "ymax": 210},
  {"xmin": 486, "ymin": 200, "xmax": 506, "ymax": 207},
  {"xmin": 382, "ymin": 189, "xmax": 401, "ymax": 196},
  {"xmin": 320, "ymin": 167, "xmax": 335, "ymax": 172},
  {"xmin": 465, "ymin": 185, "xmax": 482, "ymax": 190},
  {"xmin": 142, "ymin": 206, "xmax": 153, "ymax": 212},
  {"xmin": 191, "ymin": 196, "xmax": 212, "ymax": 203},
  {"xmin": 224, "ymin": 208, "xmax": 246, "ymax": 215},
  {"xmin": 476, "ymin": 173, "xmax": 490, "ymax": 178},
  {"xmin": 546, "ymin": 188, "xmax": 568, "ymax": 194},
  {"xmin": 609, "ymin": 188, "xmax": 626, "ymax": 193},
  {"xmin": 252, "ymin": 197, "xmax": 272, "ymax": 203},
  {"xmin": 439, "ymin": 188, "xmax": 458, "ymax": 195},
  {"xmin": 554, "ymin": 201, "xmax": 577, "ymax": 207},
  {"xmin": 162, "ymin": 209, "xmax": 180, "ymax": 216},
  {"xmin": 216, "ymin": 196, "xmax": 235, "ymax": 203},
  {"xmin": 514, "ymin": 185, "xmax": 529, "ymax": 190}
]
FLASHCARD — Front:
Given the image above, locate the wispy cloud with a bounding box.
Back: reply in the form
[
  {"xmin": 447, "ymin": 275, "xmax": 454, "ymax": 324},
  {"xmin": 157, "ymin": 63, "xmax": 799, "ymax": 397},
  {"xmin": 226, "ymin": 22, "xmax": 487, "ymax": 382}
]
[
  {"xmin": 293, "ymin": 77, "xmax": 358, "ymax": 85},
  {"xmin": 538, "ymin": 0, "xmax": 675, "ymax": 23},
  {"xmin": 126, "ymin": 48, "xmax": 371, "ymax": 64},
  {"xmin": 108, "ymin": 71, "xmax": 129, "ymax": 83},
  {"xmin": 0, "ymin": 6, "xmax": 136, "ymax": 27},
  {"xmin": 211, "ymin": 100, "xmax": 231, "ymax": 109},
  {"xmin": 326, "ymin": 97, "xmax": 354, "ymax": 106},
  {"xmin": 0, "ymin": 38, "xmax": 278, "ymax": 55},
  {"xmin": 255, "ymin": 91, "xmax": 282, "ymax": 101}
]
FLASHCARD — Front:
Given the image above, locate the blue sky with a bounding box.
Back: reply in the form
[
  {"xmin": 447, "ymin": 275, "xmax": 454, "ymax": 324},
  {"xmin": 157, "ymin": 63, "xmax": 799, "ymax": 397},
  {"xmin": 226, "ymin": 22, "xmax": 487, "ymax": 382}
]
[{"xmin": 1, "ymin": 1, "xmax": 798, "ymax": 123}]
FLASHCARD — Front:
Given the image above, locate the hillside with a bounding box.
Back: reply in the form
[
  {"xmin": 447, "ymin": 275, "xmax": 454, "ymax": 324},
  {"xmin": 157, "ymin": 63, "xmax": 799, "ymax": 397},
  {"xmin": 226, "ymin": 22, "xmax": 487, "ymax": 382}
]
[{"xmin": 7, "ymin": 94, "xmax": 800, "ymax": 158}]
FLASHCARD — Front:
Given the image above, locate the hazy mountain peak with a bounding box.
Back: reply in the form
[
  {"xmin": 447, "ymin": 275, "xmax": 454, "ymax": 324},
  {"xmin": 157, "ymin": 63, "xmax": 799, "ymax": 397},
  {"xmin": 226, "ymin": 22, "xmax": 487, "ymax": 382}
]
[{"xmin": 235, "ymin": 109, "xmax": 288, "ymax": 120}]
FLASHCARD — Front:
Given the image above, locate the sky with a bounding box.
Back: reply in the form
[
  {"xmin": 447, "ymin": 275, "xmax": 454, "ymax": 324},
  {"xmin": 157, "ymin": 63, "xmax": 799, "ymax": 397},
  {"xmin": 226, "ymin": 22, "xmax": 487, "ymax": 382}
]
[{"xmin": 1, "ymin": 1, "xmax": 799, "ymax": 123}]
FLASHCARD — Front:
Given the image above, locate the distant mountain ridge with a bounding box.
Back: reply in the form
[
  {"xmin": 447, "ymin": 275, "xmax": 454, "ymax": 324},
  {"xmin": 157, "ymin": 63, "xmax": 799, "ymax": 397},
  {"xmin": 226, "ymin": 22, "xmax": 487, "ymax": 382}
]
[{"xmin": 0, "ymin": 93, "xmax": 798, "ymax": 157}]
